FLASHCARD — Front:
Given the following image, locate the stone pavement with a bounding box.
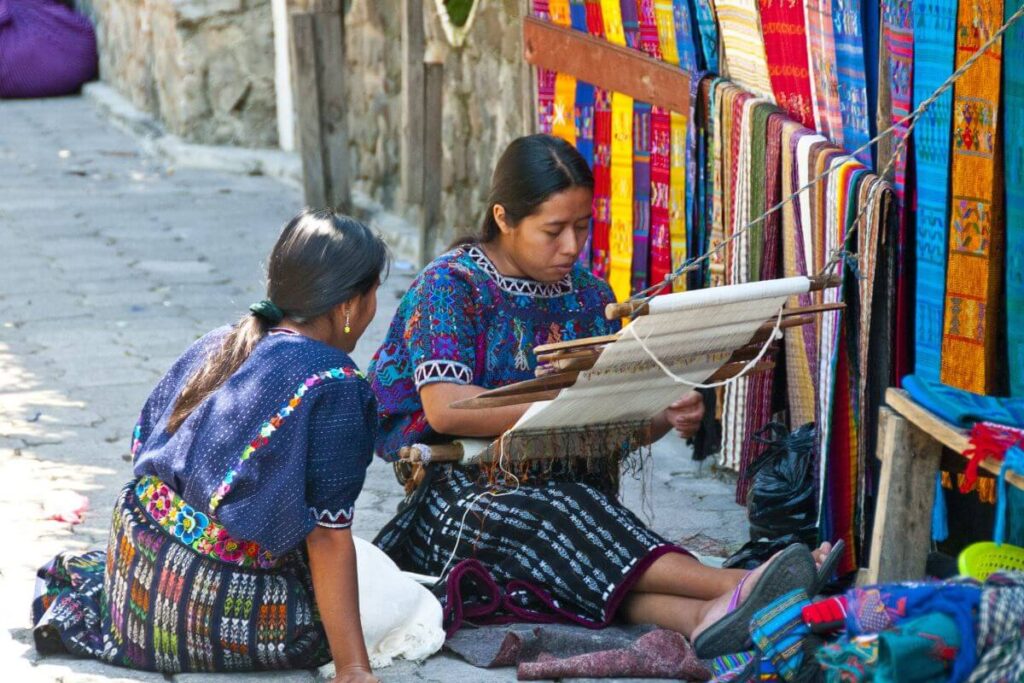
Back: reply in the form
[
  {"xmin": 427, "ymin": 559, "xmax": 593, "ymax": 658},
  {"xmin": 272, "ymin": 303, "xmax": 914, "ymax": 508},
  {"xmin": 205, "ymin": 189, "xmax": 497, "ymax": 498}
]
[{"xmin": 0, "ymin": 96, "xmax": 747, "ymax": 682}]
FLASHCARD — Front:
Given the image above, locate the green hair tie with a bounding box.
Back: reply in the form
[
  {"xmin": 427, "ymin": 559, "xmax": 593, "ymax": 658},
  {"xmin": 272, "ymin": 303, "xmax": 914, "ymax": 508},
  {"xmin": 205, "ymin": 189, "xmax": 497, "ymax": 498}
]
[{"xmin": 249, "ymin": 299, "xmax": 284, "ymax": 324}]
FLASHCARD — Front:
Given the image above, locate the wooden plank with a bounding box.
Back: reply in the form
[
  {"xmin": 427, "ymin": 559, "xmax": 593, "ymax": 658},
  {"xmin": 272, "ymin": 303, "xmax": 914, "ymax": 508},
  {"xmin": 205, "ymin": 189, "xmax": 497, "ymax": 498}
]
[
  {"xmin": 290, "ymin": 13, "xmax": 328, "ymax": 208},
  {"xmin": 522, "ymin": 16, "xmax": 690, "ymax": 114},
  {"xmin": 885, "ymin": 388, "xmax": 1024, "ymax": 489},
  {"xmin": 401, "ymin": 0, "xmax": 425, "ymax": 208},
  {"xmin": 315, "ymin": 11, "xmax": 349, "ymax": 212},
  {"xmin": 865, "ymin": 407, "xmax": 943, "ymax": 584},
  {"xmin": 520, "ymin": 0, "xmax": 538, "ymax": 135},
  {"xmin": 534, "ymin": 334, "xmax": 621, "ymax": 355},
  {"xmin": 421, "ymin": 61, "xmax": 444, "ymax": 264}
]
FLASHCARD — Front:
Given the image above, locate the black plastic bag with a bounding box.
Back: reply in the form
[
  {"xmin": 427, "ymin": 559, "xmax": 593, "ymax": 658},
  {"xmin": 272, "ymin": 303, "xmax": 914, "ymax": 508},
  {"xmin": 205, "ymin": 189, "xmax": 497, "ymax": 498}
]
[{"xmin": 724, "ymin": 423, "xmax": 818, "ymax": 568}]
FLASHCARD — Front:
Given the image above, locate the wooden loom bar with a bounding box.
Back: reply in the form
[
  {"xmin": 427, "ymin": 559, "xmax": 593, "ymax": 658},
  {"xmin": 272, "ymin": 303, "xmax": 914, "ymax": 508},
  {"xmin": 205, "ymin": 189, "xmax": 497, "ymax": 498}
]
[
  {"xmin": 522, "ymin": 16, "xmax": 691, "ymax": 114},
  {"xmin": 604, "ymin": 274, "xmax": 843, "ymax": 319}
]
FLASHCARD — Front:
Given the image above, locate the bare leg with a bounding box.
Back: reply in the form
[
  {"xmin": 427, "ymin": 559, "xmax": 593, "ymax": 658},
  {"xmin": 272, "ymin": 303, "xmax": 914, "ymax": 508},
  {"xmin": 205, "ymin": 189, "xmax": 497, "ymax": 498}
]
[{"xmin": 620, "ymin": 592, "xmax": 712, "ymax": 637}]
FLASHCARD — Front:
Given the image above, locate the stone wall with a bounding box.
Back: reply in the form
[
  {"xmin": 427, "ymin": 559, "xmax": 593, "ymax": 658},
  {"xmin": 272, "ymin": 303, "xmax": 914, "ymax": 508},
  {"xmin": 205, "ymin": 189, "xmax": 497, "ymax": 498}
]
[
  {"xmin": 78, "ymin": 0, "xmax": 278, "ymax": 148},
  {"xmin": 344, "ymin": 0, "xmax": 532, "ymax": 247}
]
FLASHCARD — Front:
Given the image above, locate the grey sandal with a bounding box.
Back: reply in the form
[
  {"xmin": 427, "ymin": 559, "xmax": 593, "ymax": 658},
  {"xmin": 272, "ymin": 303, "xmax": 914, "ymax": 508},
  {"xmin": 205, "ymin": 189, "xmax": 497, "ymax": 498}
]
[{"xmin": 692, "ymin": 543, "xmax": 817, "ymax": 659}]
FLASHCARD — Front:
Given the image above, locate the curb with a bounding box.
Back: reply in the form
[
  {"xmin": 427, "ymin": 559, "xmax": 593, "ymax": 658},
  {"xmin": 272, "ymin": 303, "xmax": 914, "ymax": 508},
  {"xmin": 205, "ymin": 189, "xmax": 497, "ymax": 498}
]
[{"xmin": 83, "ymin": 82, "xmax": 423, "ymax": 267}]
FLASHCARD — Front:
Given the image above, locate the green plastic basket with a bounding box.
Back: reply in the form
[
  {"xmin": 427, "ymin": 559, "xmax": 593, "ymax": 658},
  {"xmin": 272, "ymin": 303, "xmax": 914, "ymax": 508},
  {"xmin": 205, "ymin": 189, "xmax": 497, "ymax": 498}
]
[{"xmin": 958, "ymin": 541, "xmax": 1024, "ymax": 581}]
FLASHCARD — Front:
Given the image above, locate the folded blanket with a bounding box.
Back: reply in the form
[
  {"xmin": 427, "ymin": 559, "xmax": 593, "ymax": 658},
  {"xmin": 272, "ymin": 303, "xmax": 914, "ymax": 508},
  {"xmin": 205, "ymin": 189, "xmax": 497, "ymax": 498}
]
[{"xmin": 901, "ymin": 375, "xmax": 1024, "ymax": 429}]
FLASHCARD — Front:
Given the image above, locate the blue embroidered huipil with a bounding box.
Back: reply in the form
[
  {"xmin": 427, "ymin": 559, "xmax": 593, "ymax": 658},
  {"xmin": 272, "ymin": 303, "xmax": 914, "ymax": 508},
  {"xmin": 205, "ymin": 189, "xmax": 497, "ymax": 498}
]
[
  {"xmin": 368, "ymin": 244, "xmax": 620, "ymax": 460},
  {"xmin": 132, "ymin": 328, "xmax": 376, "ymax": 557}
]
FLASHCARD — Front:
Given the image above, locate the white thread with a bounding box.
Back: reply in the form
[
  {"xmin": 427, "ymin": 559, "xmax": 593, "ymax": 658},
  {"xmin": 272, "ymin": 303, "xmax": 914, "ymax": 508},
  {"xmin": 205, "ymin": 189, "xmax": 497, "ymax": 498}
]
[
  {"xmin": 412, "ymin": 443, "xmax": 432, "ymax": 464},
  {"xmin": 625, "ymin": 304, "xmax": 785, "ymax": 389}
]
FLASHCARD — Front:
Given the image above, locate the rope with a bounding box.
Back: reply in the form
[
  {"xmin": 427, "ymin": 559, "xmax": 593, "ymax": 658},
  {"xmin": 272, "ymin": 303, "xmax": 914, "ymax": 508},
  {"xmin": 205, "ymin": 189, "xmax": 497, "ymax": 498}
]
[
  {"xmin": 625, "ymin": 303, "xmax": 785, "ymax": 389},
  {"xmin": 628, "ymin": 0, "xmax": 1024, "ymax": 309}
]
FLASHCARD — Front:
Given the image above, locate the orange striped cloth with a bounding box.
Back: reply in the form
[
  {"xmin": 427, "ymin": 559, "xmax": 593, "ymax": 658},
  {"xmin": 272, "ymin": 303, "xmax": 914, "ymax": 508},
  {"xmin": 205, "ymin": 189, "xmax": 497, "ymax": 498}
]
[{"xmin": 941, "ymin": 0, "xmax": 1005, "ymax": 394}]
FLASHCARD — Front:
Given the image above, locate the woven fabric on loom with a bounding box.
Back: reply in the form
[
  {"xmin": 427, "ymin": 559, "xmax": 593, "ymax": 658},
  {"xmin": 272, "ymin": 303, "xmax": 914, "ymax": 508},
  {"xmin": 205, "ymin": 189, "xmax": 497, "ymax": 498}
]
[
  {"xmin": 940, "ymin": 0, "xmax": 1005, "ymax": 395},
  {"xmin": 880, "ymin": 0, "xmax": 914, "ymax": 382},
  {"xmin": 805, "ymin": 0, "xmax": 844, "ymax": 144},
  {"xmin": 831, "ymin": 0, "xmax": 872, "ymax": 167},
  {"xmin": 715, "ymin": 0, "xmax": 776, "ymax": 101},
  {"xmin": 535, "ymin": 1, "xmax": 555, "ymax": 133},
  {"xmin": 569, "ymin": 0, "xmax": 595, "ymax": 268},
  {"xmin": 588, "ymin": 1, "xmax": 611, "ymax": 279},
  {"xmin": 758, "ymin": 0, "xmax": 815, "ymax": 129},
  {"xmin": 912, "ymin": 1, "xmax": 956, "ymax": 383},
  {"xmin": 1005, "ymin": 2, "xmax": 1024, "ymax": 396}
]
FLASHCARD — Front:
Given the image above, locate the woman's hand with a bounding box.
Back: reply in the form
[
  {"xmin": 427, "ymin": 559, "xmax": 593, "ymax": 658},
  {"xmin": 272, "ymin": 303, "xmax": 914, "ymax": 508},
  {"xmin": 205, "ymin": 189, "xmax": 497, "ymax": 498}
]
[
  {"xmin": 332, "ymin": 665, "xmax": 380, "ymax": 683},
  {"xmin": 663, "ymin": 391, "xmax": 704, "ymax": 438}
]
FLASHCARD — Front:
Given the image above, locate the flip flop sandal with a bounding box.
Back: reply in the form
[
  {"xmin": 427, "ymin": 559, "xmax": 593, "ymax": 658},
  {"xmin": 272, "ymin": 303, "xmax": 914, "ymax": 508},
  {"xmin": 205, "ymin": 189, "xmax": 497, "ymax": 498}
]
[
  {"xmin": 693, "ymin": 543, "xmax": 817, "ymax": 659},
  {"xmin": 812, "ymin": 539, "xmax": 846, "ymax": 595}
]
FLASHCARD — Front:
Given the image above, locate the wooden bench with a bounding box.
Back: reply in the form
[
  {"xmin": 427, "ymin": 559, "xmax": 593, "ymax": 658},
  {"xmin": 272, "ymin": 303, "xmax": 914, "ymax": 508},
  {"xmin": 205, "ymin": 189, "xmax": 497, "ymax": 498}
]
[{"xmin": 864, "ymin": 388, "xmax": 1024, "ymax": 584}]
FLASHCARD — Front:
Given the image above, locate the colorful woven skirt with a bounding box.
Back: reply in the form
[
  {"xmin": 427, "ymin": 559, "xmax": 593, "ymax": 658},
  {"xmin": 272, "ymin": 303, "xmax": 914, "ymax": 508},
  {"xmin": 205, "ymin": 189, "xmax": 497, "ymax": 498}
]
[
  {"xmin": 31, "ymin": 481, "xmax": 329, "ymax": 673},
  {"xmin": 375, "ymin": 465, "xmax": 690, "ymax": 634}
]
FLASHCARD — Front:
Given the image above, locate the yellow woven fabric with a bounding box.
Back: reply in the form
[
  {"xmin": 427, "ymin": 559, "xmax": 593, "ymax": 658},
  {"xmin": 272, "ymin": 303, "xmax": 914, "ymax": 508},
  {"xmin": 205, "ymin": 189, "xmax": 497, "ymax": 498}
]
[
  {"xmin": 550, "ymin": 1, "xmax": 577, "ymax": 144},
  {"xmin": 940, "ymin": 0, "xmax": 1005, "ymax": 394}
]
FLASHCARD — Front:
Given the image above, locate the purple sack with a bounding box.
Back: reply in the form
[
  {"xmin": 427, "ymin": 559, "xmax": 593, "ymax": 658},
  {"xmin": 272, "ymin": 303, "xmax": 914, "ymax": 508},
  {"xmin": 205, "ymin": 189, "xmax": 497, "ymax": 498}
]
[{"xmin": 0, "ymin": 0, "xmax": 98, "ymax": 98}]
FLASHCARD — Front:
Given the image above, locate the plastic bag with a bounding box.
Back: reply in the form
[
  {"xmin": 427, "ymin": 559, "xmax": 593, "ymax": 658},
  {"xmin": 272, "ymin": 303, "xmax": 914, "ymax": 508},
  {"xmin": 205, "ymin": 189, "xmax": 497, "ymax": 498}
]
[{"xmin": 724, "ymin": 423, "xmax": 818, "ymax": 569}]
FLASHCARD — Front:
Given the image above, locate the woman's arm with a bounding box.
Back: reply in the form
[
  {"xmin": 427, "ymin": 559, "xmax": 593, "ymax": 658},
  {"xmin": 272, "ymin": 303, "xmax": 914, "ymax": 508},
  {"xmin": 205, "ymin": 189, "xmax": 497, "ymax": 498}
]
[
  {"xmin": 419, "ymin": 382, "xmax": 531, "ymax": 437},
  {"xmin": 306, "ymin": 527, "xmax": 378, "ymax": 683},
  {"xmin": 648, "ymin": 391, "xmax": 705, "ymax": 443}
]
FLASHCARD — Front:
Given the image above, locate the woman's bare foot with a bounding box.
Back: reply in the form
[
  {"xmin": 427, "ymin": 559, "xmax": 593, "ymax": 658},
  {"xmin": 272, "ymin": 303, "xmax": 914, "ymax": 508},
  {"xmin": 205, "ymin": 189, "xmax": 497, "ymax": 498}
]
[{"xmin": 811, "ymin": 542, "xmax": 832, "ymax": 570}]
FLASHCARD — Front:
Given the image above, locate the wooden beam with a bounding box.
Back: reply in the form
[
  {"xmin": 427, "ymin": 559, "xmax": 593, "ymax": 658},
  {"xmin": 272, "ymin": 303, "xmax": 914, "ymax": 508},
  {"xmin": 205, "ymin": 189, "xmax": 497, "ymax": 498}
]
[
  {"xmin": 865, "ymin": 407, "xmax": 943, "ymax": 584},
  {"xmin": 421, "ymin": 59, "xmax": 444, "ymax": 264},
  {"xmin": 289, "ymin": 4, "xmax": 350, "ymax": 211},
  {"xmin": 401, "ymin": 0, "xmax": 425, "ymax": 209},
  {"xmin": 522, "ymin": 16, "xmax": 690, "ymax": 114}
]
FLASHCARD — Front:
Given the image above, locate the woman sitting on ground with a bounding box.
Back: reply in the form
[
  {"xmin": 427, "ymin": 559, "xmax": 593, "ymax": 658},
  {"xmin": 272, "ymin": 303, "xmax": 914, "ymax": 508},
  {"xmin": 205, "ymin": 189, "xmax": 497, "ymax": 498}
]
[
  {"xmin": 369, "ymin": 135, "xmax": 835, "ymax": 656},
  {"xmin": 32, "ymin": 210, "xmax": 388, "ymax": 683}
]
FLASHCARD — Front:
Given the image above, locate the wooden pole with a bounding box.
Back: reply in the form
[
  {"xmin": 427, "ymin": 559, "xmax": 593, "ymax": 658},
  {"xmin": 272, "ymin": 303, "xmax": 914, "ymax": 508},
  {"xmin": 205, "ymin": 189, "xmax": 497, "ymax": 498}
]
[
  {"xmin": 421, "ymin": 45, "xmax": 445, "ymax": 264},
  {"xmin": 401, "ymin": 0, "xmax": 425, "ymax": 210},
  {"xmin": 289, "ymin": 0, "xmax": 351, "ymax": 211}
]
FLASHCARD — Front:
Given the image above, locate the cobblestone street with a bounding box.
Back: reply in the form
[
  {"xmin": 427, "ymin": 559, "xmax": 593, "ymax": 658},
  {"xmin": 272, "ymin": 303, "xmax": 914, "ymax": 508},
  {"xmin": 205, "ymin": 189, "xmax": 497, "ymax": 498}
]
[{"xmin": 0, "ymin": 96, "xmax": 746, "ymax": 682}]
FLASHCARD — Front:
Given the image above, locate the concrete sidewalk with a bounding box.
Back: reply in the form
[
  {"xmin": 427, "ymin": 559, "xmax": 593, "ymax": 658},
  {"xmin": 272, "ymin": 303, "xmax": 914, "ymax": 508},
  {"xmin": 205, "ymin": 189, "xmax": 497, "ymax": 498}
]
[{"xmin": 0, "ymin": 96, "xmax": 746, "ymax": 683}]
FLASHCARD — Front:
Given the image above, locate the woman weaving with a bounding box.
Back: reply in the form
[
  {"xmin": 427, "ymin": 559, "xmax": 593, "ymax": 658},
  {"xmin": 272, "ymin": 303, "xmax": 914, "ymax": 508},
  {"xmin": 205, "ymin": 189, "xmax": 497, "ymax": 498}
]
[
  {"xmin": 370, "ymin": 135, "xmax": 837, "ymax": 656},
  {"xmin": 32, "ymin": 211, "xmax": 388, "ymax": 682}
]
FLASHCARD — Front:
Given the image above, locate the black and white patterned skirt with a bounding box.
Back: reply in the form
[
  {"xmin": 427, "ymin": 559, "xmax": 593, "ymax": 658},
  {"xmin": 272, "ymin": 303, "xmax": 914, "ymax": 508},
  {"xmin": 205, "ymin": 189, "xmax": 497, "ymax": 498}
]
[{"xmin": 374, "ymin": 465, "xmax": 690, "ymax": 634}]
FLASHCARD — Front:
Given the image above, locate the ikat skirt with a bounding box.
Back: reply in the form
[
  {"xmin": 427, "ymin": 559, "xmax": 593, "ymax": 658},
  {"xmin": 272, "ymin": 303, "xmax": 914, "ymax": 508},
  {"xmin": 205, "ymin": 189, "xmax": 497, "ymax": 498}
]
[
  {"xmin": 31, "ymin": 481, "xmax": 330, "ymax": 674},
  {"xmin": 374, "ymin": 465, "xmax": 691, "ymax": 634}
]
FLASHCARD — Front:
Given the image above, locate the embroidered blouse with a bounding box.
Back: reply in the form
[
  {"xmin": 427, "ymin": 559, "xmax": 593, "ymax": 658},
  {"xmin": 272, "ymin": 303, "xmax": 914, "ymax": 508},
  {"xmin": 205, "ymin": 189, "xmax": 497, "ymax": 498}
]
[
  {"xmin": 132, "ymin": 328, "xmax": 376, "ymax": 557},
  {"xmin": 368, "ymin": 244, "xmax": 620, "ymax": 460}
]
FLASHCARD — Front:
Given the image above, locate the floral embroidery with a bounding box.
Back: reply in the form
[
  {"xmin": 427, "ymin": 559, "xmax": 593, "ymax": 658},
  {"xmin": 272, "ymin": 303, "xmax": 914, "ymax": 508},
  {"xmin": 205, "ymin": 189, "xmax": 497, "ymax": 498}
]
[
  {"xmin": 130, "ymin": 422, "xmax": 143, "ymax": 458},
  {"xmin": 208, "ymin": 366, "xmax": 365, "ymax": 513},
  {"xmin": 136, "ymin": 476, "xmax": 278, "ymax": 569}
]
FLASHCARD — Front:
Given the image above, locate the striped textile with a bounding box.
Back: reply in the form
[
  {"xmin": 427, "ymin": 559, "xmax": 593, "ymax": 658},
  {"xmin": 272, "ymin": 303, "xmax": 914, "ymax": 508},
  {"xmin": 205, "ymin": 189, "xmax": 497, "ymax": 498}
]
[
  {"xmin": 631, "ymin": 103, "xmax": 654, "ymax": 293},
  {"xmin": 621, "ymin": 0, "xmax": 640, "ymax": 47},
  {"xmin": 940, "ymin": 0, "xmax": 1005, "ymax": 394},
  {"xmin": 805, "ymin": 0, "xmax": 844, "ymax": 145},
  {"xmin": 1005, "ymin": 1, "xmax": 1024, "ymax": 396},
  {"xmin": 715, "ymin": 0, "xmax": 776, "ymax": 101},
  {"xmin": 912, "ymin": 0, "xmax": 956, "ymax": 383},
  {"xmin": 589, "ymin": 1, "xmax": 612, "ymax": 279},
  {"xmin": 535, "ymin": 1, "xmax": 556, "ymax": 133},
  {"xmin": 642, "ymin": 1, "xmax": 675, "ymax": 289},
  {"xmin": 691, "ymin": 0, "xmax": 721, "ymax": 73},
  {"xmin": 759, "ymin": 0, "xmax": 815, "ymax": 129},
  {"xmin": 672, "ymin": 0, "xmax": 701, "ymax": 290},
  {"xmin": 830, "ymin": 0, "xmax": 872, "ymax": 166},
  {"xmin": 570, "ymin": 0, "xmax": 596, "ymax": 268},
  {"xmin": 603, "ymin": 1, "xmax": 633, "ymax": 302},
  {"xmin": 550, "ymin": 2, "xmax": 578, "ymax": 145}
]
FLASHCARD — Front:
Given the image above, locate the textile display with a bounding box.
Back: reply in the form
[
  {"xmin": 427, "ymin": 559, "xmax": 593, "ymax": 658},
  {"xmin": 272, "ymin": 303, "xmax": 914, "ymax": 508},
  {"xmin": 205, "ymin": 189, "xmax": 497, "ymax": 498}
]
[
  {"xmin": 715, "ymin": 0, "xmax": 776, "ymax": 101},
  {"xmin": 968, "ymin": 572, "xmax": 1024, "ymax": 683},
  {"xmin": 912, "ymin": 0, "xmax": 957, "ymax": 383},
  {"xmin": 940, "ymin": 0, "xmax": 1005, "ymax": 395},
  {"xmin": 1004, "ymin": 1, "xmax": 1024, "ymax": 397},
  {"xmin": 570, "ymin": 0, "xmax": 595, "ymax": 267},
  {"xmin": 831, "ymin": 0, "xmax": 873, "ymax": 166},
  {"xmin": 902, "ymin": 374, "xmax": 1024, "ymax": 430},
  {"xmin": 691, "ymin": 0, "xmax": 721, "ymax": 73},
  {"xmin": 758, "ymin": 0, "xmax": 815, "ymax": 129},
  {"xmin": 588, "ymin": 2, "xmax": 612, "ymax": 279},
  {"xmin": 534, "ymin": 1, "xmax": 556, "ymax": 133},
  {"xmin": 805, "ymin": 0, "xmax": 844, "ymax": 143}
]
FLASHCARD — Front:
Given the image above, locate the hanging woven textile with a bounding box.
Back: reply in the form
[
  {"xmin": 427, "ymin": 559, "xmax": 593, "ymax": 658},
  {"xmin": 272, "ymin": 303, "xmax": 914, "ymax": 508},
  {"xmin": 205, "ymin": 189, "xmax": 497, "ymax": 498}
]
[
  {"xmin": 805, "ymin": 0, "xmax": 844, "ymax": 144},
  {"xmin": 690, "ymin": 0, "xmax": 720, "ymax": 73},
  {"xmin": 648, "ymin": 1, "xmax": 677, "ymax": 289},
  {"xmin": 1005, "ymin": 1, "xmax": 1024, "ymax": 396},
  {"xmin": 879, "ymin": 0, "xmax": 914, "ymax": 383},
  {"xmin": 534, "ymin": 1, "xmax": 556, "ymax": 133},
  {"xmin": 941, "ymin": 0, "xmax": 1005, "ymax": 395},
  {"xmin": 587, "ymin": 1, "xmax": 612, "ymax": 279},
  {"xmin": 549, "ymin": 1, "xmax": 577, "ymax": 146},
  {"xmin": 912, "ymin": 0, "xmax": 956, "ymax": 383},
  {"xmin": 674, "ymin": 0, "xmax": 701, "ymax": 291},
  {"xmin": 569, "ymin": 0, "xmax": 595, "ymax": 269},
  {"xmin": 601, "ymin": 0, "xmax": 634, "ymax": 302},
  {"xmin": 830, "ymin": 0, "xmax": 872, "ymax": 167},
  {"xmin": 715, "ymin": 0, "xmax": 776, "ymax": 101},
  {"xmin": 630, "ymin": 0, "xmax": 661, "ymax": 293},
  {"xmin": 758, "ymin": 0, "xmax": 815, "ymax": 129}
]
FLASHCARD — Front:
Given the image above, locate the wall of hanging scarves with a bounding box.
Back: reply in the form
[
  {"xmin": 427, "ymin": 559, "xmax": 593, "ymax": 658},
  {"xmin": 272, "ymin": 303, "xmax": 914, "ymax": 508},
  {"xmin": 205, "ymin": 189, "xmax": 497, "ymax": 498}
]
[{"xmin": 532, "ymin": 0, "xmax": 1024, "ymax": 574}]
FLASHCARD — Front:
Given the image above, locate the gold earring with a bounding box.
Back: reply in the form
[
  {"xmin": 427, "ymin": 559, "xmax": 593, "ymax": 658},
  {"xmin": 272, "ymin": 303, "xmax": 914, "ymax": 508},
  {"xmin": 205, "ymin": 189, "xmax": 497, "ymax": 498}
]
[{"xmin": 344, "ymin": 312, "xmax": 351, "ymax": 334}]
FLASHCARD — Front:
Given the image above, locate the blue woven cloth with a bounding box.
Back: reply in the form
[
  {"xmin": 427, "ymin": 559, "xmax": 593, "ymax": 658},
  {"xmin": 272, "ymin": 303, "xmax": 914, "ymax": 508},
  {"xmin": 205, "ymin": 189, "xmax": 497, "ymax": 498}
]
[
  {"xmin": 133, "ymin": 329, "xmax": 376, "ymax": 555},
  {"xmin": 831, "ymin": 0, "xmax": 873, "ymax": 166},
  {"xmin": 1004, "ymin": 1, "xmax": 1024, "ymax": 397},
  {"xmin": 912, "ymin": 1, "xmax": 957, "ymax": 382},
  {"xmin": 902, "ymin": 374, "xmax": 1024, "ymax": 429}
]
